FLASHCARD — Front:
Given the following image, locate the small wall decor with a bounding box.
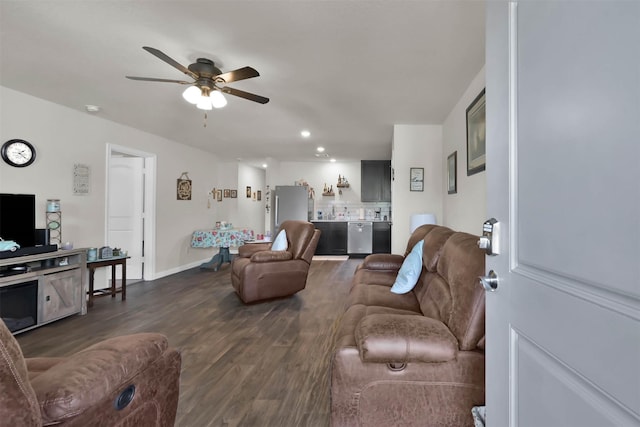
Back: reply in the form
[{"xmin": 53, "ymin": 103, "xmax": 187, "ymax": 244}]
[
  {"xmin": 231, "ymin": 189, "xmax": 237, "ymax": 198},
  {"xmin": 208, "ymin": 188, "xmax": 216, "ymax": 208},
  {"xmin": 410, "ymin": 167, "xmax": 424, "ymax": 192},
  {"xmin": 224, "ymin": 189, "xmax": 231, "ymax": 198},
  {"xmin": 252, "ymin": 192, "xmax": 256, "ymax": 201},
  {"xmin": 447, "ymin": 151, "xmax": 457, "ymax": 194},
  {"xmin": 73, "ymin": 163, "xmax": 90, "ymax": 195},
  {"xmin": 177, "ymin": 172, "xmax": 192, "ymax": 200},
  {"xmin": 466, "ymin": 88, "xmax": 486, "ymax": 176},
  {"xmin": 246, "ymin": 186, "xmax": 252, "ymax": 198},
  {"xmin": 265, "ymin": 185, "xmax": 270, "ymax": 214},
  {"xmin": 257, "ymin": 190, "xmax": 262, "ymax": 201},
  {"xmin": 216, "ymin": 189, "xmax": 223, "ymax": 201}
]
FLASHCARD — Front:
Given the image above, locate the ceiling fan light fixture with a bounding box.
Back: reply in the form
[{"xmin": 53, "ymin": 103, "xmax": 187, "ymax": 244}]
[
  {"xmin": 196, "ymin": 96, "xmax": 213, "ymax": 110},
  {"xmin": 209, "ymin": 90, "xmax": 227, "ymax": 109},
  {"xmin": 182, "ymin": 85, "xmax": 201, "ymax": 104}
]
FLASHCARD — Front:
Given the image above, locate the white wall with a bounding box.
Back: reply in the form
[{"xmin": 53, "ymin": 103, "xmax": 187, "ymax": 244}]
[
  {"xmin": 0, "ymin": 86, "xmax": 226, "ymax": 278},
  {"xmin": 236, "ymin": 164, "xmax": 266, "ymax": 234},
  {"xmin": 442, "ymin": 66, "xmax": 486, "ymax": 234},
  {"xmin": 391, "ymin": 125, "xmax": 443, "ymax": 254}
]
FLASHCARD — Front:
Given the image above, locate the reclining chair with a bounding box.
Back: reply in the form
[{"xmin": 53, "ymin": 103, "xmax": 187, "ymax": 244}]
[
  {"xmin": 231, "ymin": 220, "xmax": 321, "ymax": 303},
  {"xmin": 0, "ymin": 320, "xmax": 181, "ymax": 426}
]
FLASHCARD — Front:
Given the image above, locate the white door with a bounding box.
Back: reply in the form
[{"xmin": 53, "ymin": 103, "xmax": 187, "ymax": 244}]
[
  {"xmin": 108, "ymin": 157, "xmax": 144, "ymax": 279},
  {"xmin": 486, "ymin": 2, "xmax": 640, "ymax": 426}
]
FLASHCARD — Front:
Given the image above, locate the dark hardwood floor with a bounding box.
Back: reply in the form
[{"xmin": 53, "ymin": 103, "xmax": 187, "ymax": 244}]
[{"xmin": 17, "ymin": 258, "xmax": 360, "ymax": 427}]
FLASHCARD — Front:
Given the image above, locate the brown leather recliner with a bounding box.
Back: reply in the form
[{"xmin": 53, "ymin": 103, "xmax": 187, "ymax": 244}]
[
  {"xmin": 0, "ymin": 320, "xmax": 181, "ymax": 426},
  {"xmin": 331, "ymin": 225, "xmax": 485, "ymax": 426},
  {"xmin": 231, "ymin": 220, "xmax": 321, "ymax": 303}
]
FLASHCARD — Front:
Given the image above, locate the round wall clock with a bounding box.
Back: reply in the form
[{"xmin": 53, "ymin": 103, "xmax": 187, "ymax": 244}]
[{"xmin": 1, "ymin": 139, "xmax": 36, "ymax": 167}]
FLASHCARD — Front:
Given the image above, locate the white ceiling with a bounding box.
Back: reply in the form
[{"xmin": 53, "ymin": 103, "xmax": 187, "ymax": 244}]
[{"xmin": 0, "ymin": 1, "xmax": 485, "ymax": 165}]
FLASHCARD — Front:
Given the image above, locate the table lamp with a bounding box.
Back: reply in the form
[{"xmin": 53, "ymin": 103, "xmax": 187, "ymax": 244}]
[{"xmin": 410, "ymin": 213, "xmax": 437, "ymax": 234}]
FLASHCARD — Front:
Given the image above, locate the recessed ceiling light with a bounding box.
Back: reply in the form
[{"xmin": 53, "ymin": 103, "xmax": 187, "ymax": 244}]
[
  {"xmin": 317, "ymin": 146, "xmax": 325, "ymax": 152},
  {"xmin": 301, "ymin": 130, "xmax": 311, "ymax": 138},
  {"xmin": 330, "ymin": 158, "xmax": 336, "ymax": 163},
  {"xmin": 85, "ymin": 104, "xmax": 100, "ymax": 113},
  {"xmin": 262, "ymin": 163, "xmax": 268, "ymax": 168}
]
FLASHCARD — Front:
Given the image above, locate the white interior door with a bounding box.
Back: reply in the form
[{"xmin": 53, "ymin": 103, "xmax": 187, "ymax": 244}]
[
  {"xmin": 486, "ymin": 2, "xmax": 640, "ymax": 426},
  {"xmin": 108, "ymin": 157, "xmax": 144, "ymax": 279}
]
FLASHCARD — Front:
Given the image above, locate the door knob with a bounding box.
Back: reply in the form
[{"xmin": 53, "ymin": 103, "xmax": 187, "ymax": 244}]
[{"xmin": 479, "ymin": 270, "xmax": 499, "ymax": 292}]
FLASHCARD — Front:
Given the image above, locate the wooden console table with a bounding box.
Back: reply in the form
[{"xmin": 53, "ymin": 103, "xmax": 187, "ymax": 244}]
[{"xmin": 87, "ymin": 256, "xmax": 129, "ymax": 308}]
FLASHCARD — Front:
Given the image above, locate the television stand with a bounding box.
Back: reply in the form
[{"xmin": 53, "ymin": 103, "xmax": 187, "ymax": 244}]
[{"xmin": 0, "ymin": 248, "xmax": 87, "ymax": 334}]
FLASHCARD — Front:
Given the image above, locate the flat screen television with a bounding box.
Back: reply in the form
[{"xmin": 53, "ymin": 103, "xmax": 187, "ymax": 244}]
[{"xmin": 0, "ymin": 193, "xmax": 36, "ymax": 248}]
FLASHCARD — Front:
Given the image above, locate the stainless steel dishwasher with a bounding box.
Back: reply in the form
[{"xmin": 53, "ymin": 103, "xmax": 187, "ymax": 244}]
[{"xmin": 347, "ymin": 221, "xmax": 373, "ymax": 254}]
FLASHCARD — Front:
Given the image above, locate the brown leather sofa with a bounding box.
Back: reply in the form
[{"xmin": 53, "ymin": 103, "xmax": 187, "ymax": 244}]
[
  {"xmin": 0, "ymin": 320, "xmax": 181, "ymax": 426},
  {"xmin": 231, "ymin": 220, "xmax": 321, "ymax": 303},
  {"xmin": 331, "ymin": 224, "xmax": 485, "ymax": 427}
]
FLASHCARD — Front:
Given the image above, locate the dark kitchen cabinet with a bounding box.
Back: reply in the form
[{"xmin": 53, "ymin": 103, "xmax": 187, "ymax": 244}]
[
  {"xmin": 361, "ymin": 160, "xmax": 391, "ymax": 202},
  {"xmin": 372, "ymin": 221, "xmax": 392, "ymax": 254},
  {"xmin": 312, "ymin": 222, "xmax": 348, "ymax": 255}
]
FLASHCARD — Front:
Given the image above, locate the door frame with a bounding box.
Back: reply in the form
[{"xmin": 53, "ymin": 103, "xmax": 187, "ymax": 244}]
[{"xmin": 105, "ymin": 144, "xmax": 157, "ymax": 281}]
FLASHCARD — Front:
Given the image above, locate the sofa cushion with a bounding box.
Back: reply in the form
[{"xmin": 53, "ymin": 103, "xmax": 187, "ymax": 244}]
[
  {"xmin": 250, "ymin": 250, "xmax": 293, "ymax": 263},
  {"xmin": 334, "ymin": 305, "xmax": 421, "ymax": 348},
  {"xmin": 421, "ymin": 226, "xmax": 454, "ymax": 272},
  {"xmin": 434, "ymin": 232, "xmax": 485, "ymax": 351},
  {"xmin": 356, "ymin": 253, "xmax": 405, "ymax": 272},
  {"xmin": 355, "ymin": 314, "xmax": 458, "ymax": 363},
  {"xmin": 390, "ymin": 240, "xmax": 424, "ymax": 294},
  {"xmin": 347, "ymin": 283, "xmax": 421, "ymax": 312},
  {"xmin": 271, "ymin": 229, "xmax": 288, "ymax": 251}
]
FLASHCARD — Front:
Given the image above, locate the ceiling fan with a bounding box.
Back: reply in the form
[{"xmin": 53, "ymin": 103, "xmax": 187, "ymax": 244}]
[{"xmin": 126, "ymin": 46, "xmax": 269, "ymax": 110}]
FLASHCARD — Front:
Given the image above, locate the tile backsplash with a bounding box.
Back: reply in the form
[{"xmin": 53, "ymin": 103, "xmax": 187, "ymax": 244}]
[{"xmin": 313, "ymin": 200, "xmax": 391, "ymax": 221}]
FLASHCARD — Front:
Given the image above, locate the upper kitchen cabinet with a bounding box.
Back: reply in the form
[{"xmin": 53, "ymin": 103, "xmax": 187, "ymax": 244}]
[{"xmin": 361, "ymin": 160, "xmax": 391, "ymax": 202}]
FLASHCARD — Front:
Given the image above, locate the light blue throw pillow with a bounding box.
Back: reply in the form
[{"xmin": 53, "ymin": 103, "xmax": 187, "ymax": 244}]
[
  {"xmin": 390, "ymin": 240, "xmax": 424, "ymax": 294},
  {"xmin": 271, "ymin": 229, "xmax": 288, "ymax": 251}
]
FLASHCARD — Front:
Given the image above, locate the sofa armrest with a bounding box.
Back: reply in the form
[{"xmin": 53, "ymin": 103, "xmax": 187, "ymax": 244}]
[
  {"xmin": 359, "ymin": 254, "xmax": 405, "ymax": 271},
  {"xmin": 29, "ymin": 333, "xmax": 171, "ymax": 424},
  {"xmin": 355, "ymin": 314, "xmax": 458, "ymax": 363},
  {"xmin": 238, "ymin": 242, "xmax": 271, "ymax": 258},
  {"xmin": 250, "ymin": 250, "xmax": 293, "ymax": 263}
]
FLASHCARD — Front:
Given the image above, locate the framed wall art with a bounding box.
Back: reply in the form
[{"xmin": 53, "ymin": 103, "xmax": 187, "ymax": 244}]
[
  {"xmin": 466, "ymin": 88, "xmax": 486, "ymax": 176},
  {"xmin": 447, "ymin": 151, "xmax": 457, "ymax": 194},
  {"xmin": 230, "ymin": 189, "xmax": 237, "ymax": 198},
  {"xmin": 177, "ymin": 172, "xmax": 192, "ymax": 200},
  {"xmin": 223, "ymin": 189, "xmax": 230, "ymax": 198},
  {"xmin": 246, "ymin": 186, "xmax": 252, "ymax": 198},
  {"xmin": 257, "ymin": 190, "xmax": 262, "ymax": 201},
  {"xmin": 410, "ymin": 167, "xmax": 424, "ymax": 192}
]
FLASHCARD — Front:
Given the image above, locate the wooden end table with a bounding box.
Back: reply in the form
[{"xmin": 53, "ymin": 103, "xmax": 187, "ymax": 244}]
[{"xmin": 87, "ymin": 256, "xmax": 130, "ymax": 308}]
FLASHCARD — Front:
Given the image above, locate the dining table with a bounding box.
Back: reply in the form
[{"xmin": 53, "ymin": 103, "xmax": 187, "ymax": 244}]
[{"xmin": 191, "ymin": 228, "xmax": 254, "ymax": 271}]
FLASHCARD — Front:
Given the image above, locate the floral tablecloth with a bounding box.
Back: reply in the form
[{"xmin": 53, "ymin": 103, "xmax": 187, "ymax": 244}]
[{"xmin": 191, "ymin": 228, "xmax": 254, "ymax": 248}]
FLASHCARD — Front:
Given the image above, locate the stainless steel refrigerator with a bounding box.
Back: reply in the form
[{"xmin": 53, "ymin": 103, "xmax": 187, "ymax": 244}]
[{"xmin": 271, "ymin": 186, "xmax": 312, "ymax": 233}]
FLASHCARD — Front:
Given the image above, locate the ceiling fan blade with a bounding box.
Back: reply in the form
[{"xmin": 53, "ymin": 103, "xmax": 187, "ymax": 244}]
[
  {"xmin": 126, "ymin": 76, "xmax": 193, "ymax": 84},
  {"xmin": 142, "ymin": 46, "xmax": 198, "ymax": 80},
  {"xmin": 216, "ymin": 66, "xmax": 260, "ymax": 83},
  {"xmin": 221, "ymin": 86, "xmax": 269, "ymax": 104}
]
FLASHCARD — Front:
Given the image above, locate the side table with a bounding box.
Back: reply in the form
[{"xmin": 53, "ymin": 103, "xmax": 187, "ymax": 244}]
[{"xmin": 87, "ymin": 256, "xmax": 130, "ymax": 308}]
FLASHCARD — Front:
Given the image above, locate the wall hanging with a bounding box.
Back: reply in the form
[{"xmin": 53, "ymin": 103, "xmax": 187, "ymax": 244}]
[{"xmin": 177, "ymin": 172, "xmax": 192, "ymax": 200}]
